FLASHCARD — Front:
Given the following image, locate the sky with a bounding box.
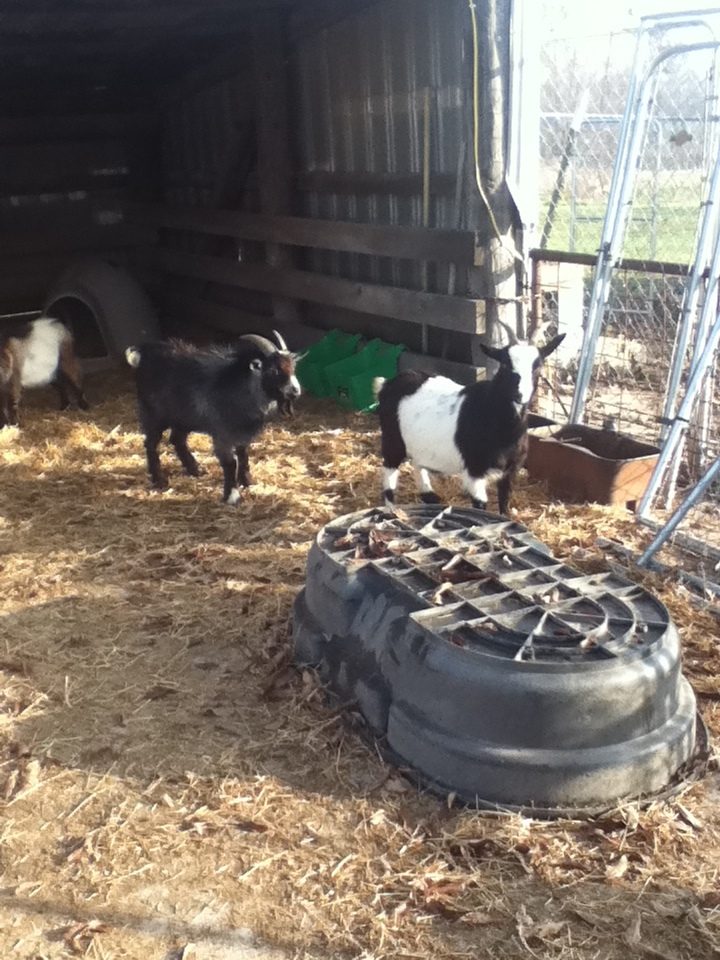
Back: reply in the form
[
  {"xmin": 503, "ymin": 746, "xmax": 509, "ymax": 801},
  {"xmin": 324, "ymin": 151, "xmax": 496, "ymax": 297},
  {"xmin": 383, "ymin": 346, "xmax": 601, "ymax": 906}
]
[{"xmin": 542, "ymin": 1, "xmax": 720, "ymax": 39}]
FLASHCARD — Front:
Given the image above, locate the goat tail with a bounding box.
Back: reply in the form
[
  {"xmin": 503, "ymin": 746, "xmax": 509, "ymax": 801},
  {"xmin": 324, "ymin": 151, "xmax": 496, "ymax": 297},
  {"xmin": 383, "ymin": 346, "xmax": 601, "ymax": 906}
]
[
  {"xmin": 372, "ymin": 377, "xmax": 386, "ymax": 400},
  {"xmin": 125, "ymin": 346, "xmax": 141, "ymax": 368}
]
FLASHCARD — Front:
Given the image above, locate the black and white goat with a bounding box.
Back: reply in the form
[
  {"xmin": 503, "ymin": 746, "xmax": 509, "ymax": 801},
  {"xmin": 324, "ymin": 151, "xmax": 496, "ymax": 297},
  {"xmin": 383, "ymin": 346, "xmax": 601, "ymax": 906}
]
[
  {"xmin": 0, "ymin": 316, "xmax": 88, "ymax": 427},
  {"xmin": 125, "ymin": 330, "xmax": 301, "ymax": 504},
  {"xmin": 374, "ymin": 322, "xmax": 565, "ymax": 515}
]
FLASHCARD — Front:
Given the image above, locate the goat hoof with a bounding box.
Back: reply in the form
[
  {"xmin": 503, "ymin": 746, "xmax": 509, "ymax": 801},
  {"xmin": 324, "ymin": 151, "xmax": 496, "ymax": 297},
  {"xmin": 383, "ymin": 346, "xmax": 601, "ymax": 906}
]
[
  {"xmin": 151, "ymin": 477, "xmax": 169, "ymax": 491},
  {"xmin": 78, "ymin": 399, "xmax": 90, "ymax": 411},
  {"xmin": 225, "ymin": 488, "xmax": 242, "ymax": 506},
  {"xmin": 471, "ymin": 498, "xmax": 487, "ymax": 510},
  {"xmin": 186, "ymin": 464, "xmax": 203, "ymax": 477},
  {"xmin": 420, "ymin": 492, "xmax": 443, "ymax": 505}
]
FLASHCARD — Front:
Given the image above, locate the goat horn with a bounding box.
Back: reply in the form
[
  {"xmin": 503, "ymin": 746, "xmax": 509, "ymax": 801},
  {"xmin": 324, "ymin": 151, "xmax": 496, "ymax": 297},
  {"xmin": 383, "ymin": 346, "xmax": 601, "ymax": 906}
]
[
  {"xmin": 529, "ymin": 320, "xmax": 549, "ymax": 345},
  {"xmin": 496, "ymin": 319, "xmax": 519, "ymax": 346},
  {"xmin": 271, "ymin": 329, "xmax": 289, "ymax": 352}
]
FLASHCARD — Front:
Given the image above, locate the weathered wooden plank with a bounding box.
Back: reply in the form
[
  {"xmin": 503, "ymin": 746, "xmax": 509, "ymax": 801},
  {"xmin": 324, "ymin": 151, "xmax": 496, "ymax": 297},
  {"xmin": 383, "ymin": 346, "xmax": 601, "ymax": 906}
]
[
  {"xmin": 132, "ymin": 204, "xmax": 480, "ymax": 264},
  {"xmin": 0, "ymin": 113, "xmax": 150, "ymax": 146},
  {"xmin": 151, "ymin": 290, "xmax": 330, "ymax": 353},
  {"xmin": 153, "ymin": 290, "xmax": 273, "ymax": 337},
  {"xmin": 296, "ymin": 170, "xmax": 457, "ymax": 197},
  {"xmin": 146, "ymin": 248, "xmax": 485, "ymax": 334},
  {"xmin": 252, "ymin": 10, "xmax": 300, "ymax": 327},
  {"xmin": 398, "ymin": 351, "xmax": 481, "ymax": 385},
  {"xmin": 0, "ymin": 224, "xmax": 148, "ymax": 257},
  {"xmin": 531, "ymin": 247, "xmax": 692, "ymax": 277}
]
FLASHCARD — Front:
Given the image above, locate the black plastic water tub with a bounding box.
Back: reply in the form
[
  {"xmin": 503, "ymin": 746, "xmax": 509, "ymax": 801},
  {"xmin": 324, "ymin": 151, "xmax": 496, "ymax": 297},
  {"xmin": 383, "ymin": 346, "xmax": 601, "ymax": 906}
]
[{"xmin": 293, "ymin": 505, "xmax": 698, "ymax": 814}]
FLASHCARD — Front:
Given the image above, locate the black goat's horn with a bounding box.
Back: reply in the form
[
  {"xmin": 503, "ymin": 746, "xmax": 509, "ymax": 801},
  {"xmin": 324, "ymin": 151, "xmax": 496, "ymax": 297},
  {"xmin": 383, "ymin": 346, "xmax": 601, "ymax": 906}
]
[
  {"xmin": 496, "ymin": 319, "xmax": 519, "ymax": 346},
  {"xmin": 238, "ymin": 333, "xmax": 276, "ymax": 355},
  {"xmin": 271, "ymin": 329, "xmax": 289, "ymax": 352}
]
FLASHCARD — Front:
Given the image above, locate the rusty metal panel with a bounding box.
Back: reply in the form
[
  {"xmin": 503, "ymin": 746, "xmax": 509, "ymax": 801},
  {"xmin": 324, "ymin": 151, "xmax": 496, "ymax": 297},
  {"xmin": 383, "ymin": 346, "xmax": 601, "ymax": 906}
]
[{"xmin": 293, "ymin": 0, "xmax": 468, "ymax": 293}]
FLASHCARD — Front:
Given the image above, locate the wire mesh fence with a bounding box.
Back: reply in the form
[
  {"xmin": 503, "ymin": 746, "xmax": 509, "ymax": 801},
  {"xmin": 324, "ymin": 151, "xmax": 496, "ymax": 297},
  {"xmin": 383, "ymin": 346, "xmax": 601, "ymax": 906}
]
[
  {"xmin": 539, "ymin": 25, "xmax": 718, "ymax": 263},
  {"xmin": 535, "ymin": 9, "xmax": 720, "ymax": 567}
]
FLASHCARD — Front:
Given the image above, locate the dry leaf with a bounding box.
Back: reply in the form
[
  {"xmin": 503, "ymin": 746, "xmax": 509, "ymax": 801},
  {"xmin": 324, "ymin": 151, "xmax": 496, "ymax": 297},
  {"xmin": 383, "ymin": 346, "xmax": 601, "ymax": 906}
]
[
  {"xmin": 431, "ymin": 582, "xmax": 454, "ymax": 605},
  {"xmin": 460, "ymin": 910, "xmax": 496, "ymax": 926},
  {"xmin": 21, "ymin": 758, "xmax": 41, "ymax": 792},
  {"xmin": 533, "ymin": 920, "xmax": 567, "ymax": 940},
  {"xmin": 623, "ymin": 914, "xmax": 680, "ymax": 960},
  {"xmin": 675, "ymin": 802, "xmax": 702, "ymax": 830},
  {"xmin": 516, "ymin": 904, "xmax": 567, "ymax": 943},
  {"xmin": 384, "ymin": 775, "xmax": 411, "ymax": 794},
  {"xmin": 2, "ymin": 769, "xmax": 19, "ymax": 801},
  {"xmin": 144, "ymin": 682, "xmax": 178, "ymax": 700},
  {"xmin": 606, "ymin": 854, "xmax": 629, "ymax": 879},
  {"xmin": 63, "ymin": 920, "xmax": 108, "ymax": 955}
]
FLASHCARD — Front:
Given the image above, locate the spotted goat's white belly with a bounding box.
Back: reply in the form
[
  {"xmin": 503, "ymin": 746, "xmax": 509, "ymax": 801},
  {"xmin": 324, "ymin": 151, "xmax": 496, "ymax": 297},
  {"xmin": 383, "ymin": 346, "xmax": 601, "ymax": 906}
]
[
  {"xmin": 17, "ymin": 318, "xmax": 65, "ymax": 388},
  {"xmin": 398, "ymin": 377, "xmax": 466, "ymax": 475}
]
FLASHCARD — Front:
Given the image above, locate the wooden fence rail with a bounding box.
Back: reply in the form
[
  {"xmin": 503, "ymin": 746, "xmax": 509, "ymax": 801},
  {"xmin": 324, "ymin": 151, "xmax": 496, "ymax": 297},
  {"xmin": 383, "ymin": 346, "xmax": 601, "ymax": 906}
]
[
  {"xmin": 131, "ymin": 202, "xmax": 481, "ymax": 265},
  {"xmin": 146, "ymin": 246, "xmax": 484, "ymax": 334}
]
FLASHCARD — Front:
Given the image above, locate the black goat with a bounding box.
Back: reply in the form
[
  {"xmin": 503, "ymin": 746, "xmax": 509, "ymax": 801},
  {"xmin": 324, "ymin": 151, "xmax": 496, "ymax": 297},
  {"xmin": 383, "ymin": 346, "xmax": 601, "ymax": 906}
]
[
  {"xmin": 0, "ymin": 316, "xmax": 88, "ymax": 427},
  {"xmin": 126, "ymin": 330, "xmax": 301, "ymax": 504},
  {"xmin": 375, "ymin": 322, "xmax": 565, "ymax": 515}
]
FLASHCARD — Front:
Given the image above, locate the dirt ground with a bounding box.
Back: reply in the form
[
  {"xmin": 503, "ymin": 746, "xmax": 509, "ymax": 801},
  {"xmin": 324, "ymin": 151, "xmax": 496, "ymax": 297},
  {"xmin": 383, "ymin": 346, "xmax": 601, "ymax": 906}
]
[{"xmin": 1, "ymin": 370, "xmax": 720, "ymax": 960}]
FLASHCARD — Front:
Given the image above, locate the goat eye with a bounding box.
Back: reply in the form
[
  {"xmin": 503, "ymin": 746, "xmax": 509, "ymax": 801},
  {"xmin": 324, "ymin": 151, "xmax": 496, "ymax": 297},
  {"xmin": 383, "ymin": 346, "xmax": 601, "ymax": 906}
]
[{"xmin": 249, "ymin": 358, "xmax": 262, "ymax": 373}]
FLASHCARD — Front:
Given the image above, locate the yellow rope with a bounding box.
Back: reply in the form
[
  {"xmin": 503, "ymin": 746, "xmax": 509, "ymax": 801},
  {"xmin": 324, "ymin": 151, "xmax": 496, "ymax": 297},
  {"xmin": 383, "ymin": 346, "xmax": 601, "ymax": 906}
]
[{"xmin": 468, "ymin": 0, "xmax": 526, "ymax": 272}]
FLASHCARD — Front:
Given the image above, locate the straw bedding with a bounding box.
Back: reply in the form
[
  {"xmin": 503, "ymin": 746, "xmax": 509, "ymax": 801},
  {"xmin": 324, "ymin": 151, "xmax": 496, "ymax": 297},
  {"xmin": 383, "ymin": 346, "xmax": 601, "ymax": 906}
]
[{"xmin": 0, "ymin": 370, "xmax": 719, "ymax": 960}]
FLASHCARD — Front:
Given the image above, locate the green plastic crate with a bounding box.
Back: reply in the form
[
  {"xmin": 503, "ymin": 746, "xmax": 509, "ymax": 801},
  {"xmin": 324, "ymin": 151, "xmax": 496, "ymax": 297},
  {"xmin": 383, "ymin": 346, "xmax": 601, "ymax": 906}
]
[
  {"xmin": 324, "ymin": 338, "xmax": 405, "ymax": 411},
  {"xmin": 296, "ymin": 330, "xmax": 362, "ymax": 397}
]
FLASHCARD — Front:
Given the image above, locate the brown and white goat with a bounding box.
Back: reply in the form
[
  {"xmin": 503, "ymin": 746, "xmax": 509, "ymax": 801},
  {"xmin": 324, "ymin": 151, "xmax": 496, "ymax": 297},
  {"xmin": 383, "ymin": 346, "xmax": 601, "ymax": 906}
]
[{"xmin": 0, "ymin": 317, "xmax": 89, "ymax": 427}]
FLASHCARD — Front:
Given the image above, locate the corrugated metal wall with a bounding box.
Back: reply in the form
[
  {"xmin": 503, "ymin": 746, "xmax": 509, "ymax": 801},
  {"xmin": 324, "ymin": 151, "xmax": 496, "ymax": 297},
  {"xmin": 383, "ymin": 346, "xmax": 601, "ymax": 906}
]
[
  {"xmin": 293, "ymin": 0, "xmax": 468, "ymax": 293},
  {"xmin": 156, "ymin": 0, "xmax": 477, "ymax": 352},
  {"xmin": 162, "ymin": 69, "xmax": 254, "ymax": 210}
]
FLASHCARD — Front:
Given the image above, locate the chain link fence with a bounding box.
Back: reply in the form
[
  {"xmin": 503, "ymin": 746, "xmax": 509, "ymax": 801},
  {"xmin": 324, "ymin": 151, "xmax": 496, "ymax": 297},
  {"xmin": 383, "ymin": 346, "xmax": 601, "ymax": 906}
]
[{"xmin": 534, "ymin": 11, "xmax": 720, "ymax": 566}]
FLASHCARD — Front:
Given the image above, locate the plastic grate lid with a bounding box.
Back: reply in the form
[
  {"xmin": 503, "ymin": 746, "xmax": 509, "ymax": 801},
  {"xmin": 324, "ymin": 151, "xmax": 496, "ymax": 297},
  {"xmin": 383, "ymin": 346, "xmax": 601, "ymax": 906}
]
[{"xmin": 322, "ymin": 505, "xmax": 669, "ymax": 664}]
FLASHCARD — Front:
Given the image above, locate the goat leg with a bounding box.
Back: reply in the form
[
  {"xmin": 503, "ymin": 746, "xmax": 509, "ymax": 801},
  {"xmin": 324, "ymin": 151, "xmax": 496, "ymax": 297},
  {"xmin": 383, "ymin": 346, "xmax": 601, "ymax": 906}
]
[
  {"xmin": 215, "ymin": 441, "xmax": 241, "ymax": 505},
  {"xmin": 143, "ymin": 428, "xmax": 168, "ymax": 489},
  {"xmin": 53, "ymin": 371, "xmax": 71, "ymax": 410},
  {"xmin": 414, "ymin": 466, "xmax": 443, "ymax": 505},
  {"xmin": 235, "ymin": 445, "xmax": 252, "ymax": 487},
  {"xmin": 170, "ymin": 429, "xmax": 203, "ymax": 477},
  {"xmin": 463, "ymin": 472, "xmax": 489, "ymax": 512},
  {"xmin": 58, "ymin": 340, "xmax": 89, "ymax": 410},
  {"xmin": 5, "ymin": 376, "xmax": 21, "ymax": 427},
  {"xmin": 497, "ymin": 471, "xmax": 514, "ymax": 516}
]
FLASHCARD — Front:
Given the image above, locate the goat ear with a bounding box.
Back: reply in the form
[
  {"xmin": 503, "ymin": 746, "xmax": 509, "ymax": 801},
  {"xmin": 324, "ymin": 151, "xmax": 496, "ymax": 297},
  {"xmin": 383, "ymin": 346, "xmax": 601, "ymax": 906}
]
[
  {"xmin": 249, "ymin": 357, "xmax": 263, "ymax": 373},
  {"xmin": 539, "ymin": 333, "xmax": 566, "ymax": 359},
  {"xmin": 479, "ymin": 342, "xmax": 506, "ymax": 362}
]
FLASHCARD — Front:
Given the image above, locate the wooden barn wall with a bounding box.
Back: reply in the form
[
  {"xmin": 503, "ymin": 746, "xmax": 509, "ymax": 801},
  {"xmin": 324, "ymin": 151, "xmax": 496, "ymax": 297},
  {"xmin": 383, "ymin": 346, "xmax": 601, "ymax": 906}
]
[
  {"xmin": 294, "ymin": 0, "xmax": 467, "ymax": 288},
  {"xmin": 146, "ymin": 0, "xmax": 518, "ymax": 377},
  {"xmin": 155, "ymin": 62, "xmax": 273, "ymax": 324},
  {"xmin": 0, "ymin": 114, "xmax": 154, "ymax": 312},
  {"xmin": 161, "ymin": 68, "xmax": 255, "ymax": 211},
  {"xmin": 149, "ymin": 0, "xmax": 479, "ymax": 356},
  {"xmin": 292, "ymin": 0, "xmax": 471, "ymax": 356}
]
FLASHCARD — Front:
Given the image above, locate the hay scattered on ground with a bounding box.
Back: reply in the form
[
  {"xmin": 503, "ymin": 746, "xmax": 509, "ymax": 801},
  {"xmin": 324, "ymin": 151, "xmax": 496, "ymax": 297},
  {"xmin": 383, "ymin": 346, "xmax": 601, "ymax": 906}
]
[{"xmin": 0, "ymin": 371, "xmax": 719, "ymax": 960}]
